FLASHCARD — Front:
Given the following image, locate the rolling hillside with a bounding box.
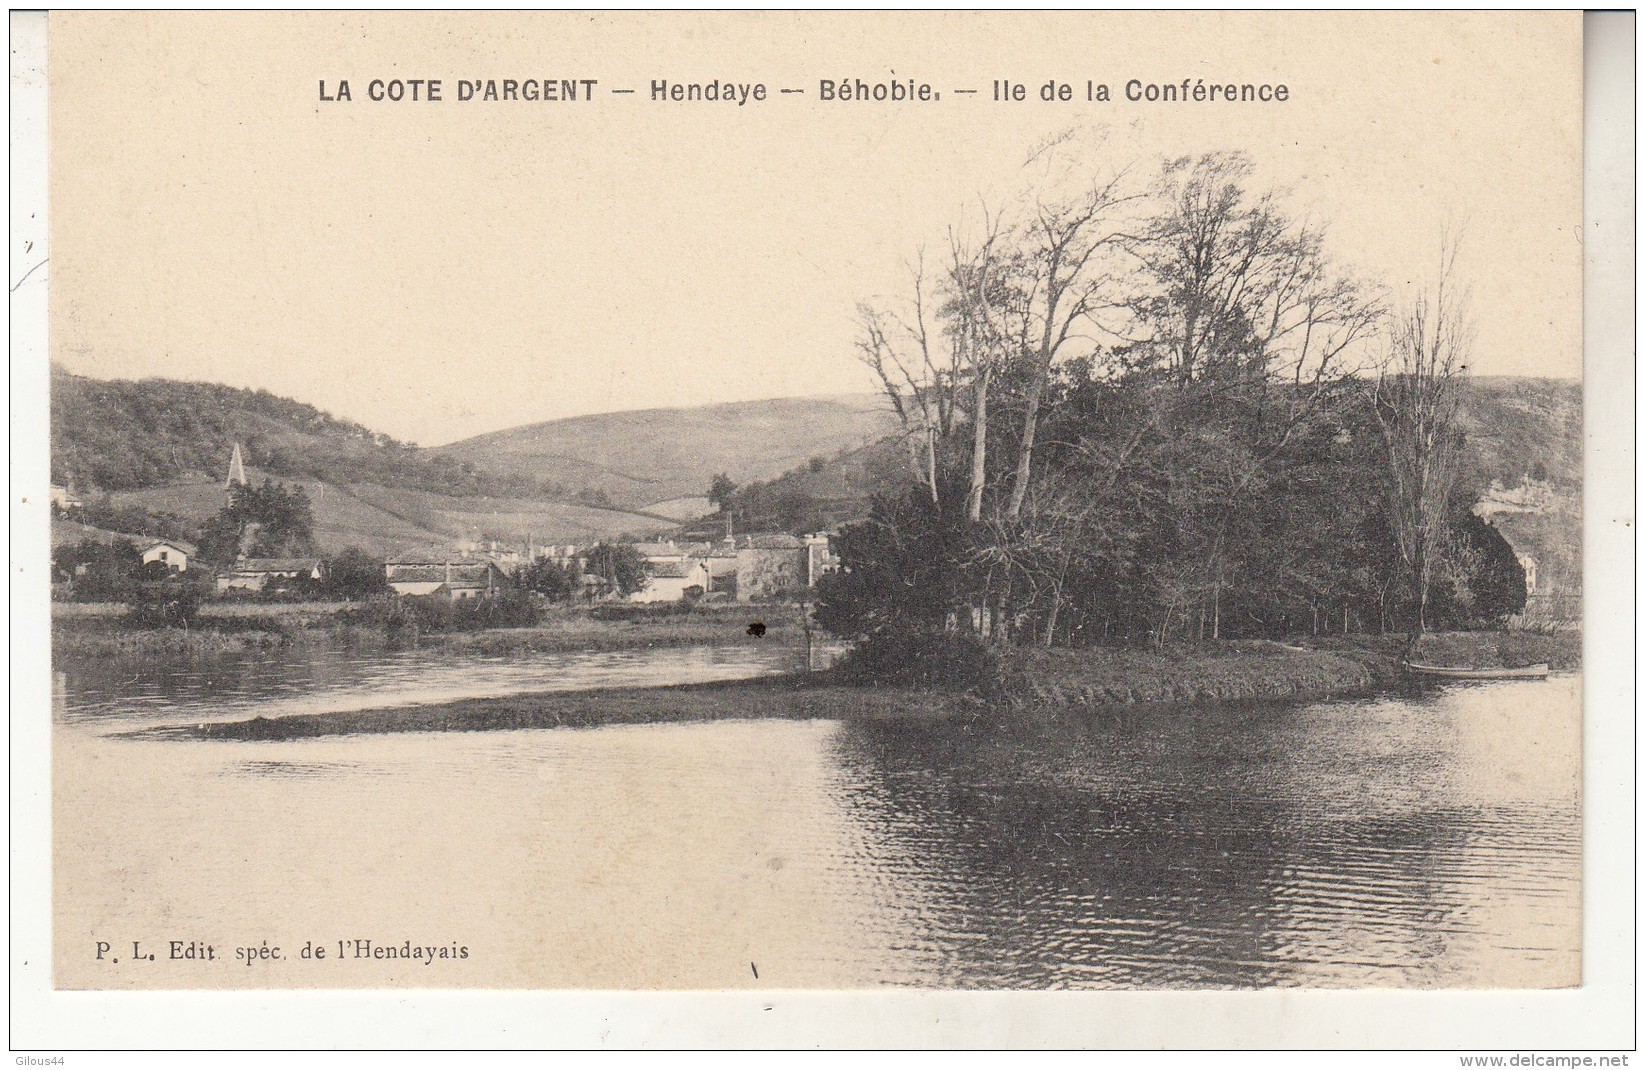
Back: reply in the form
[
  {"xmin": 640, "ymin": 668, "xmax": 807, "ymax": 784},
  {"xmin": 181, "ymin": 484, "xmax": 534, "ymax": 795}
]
[
  {"xmin": 99, "ymin": 468, "xmax": 667, "ymax": 558},
  {"xmin": 432, "ymin": 394, "xmax": 902, "ymax": 511},
  {"xmin": 49, "ymin": 365, "xmax": 555, "ymax": 499}
]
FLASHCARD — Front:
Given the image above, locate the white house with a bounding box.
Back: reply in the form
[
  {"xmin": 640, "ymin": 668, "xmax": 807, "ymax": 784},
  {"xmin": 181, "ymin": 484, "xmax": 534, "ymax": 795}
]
[
  {"xmin": 631, "ymin": 559, "xmax": 710, "ymax": 603},
  {"xmin": 140, "ymin": 539, "xmax": 195, "ymax": 573},
  {"xmin": 633, "ymin": 540, "xmax": 687, "ymax": 565}
]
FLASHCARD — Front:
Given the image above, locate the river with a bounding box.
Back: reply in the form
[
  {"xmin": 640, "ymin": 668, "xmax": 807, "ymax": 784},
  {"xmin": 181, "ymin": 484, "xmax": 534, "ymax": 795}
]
[{"xmin": 52, "ymin": 644, "xmax": 1580, "ymax": 990}]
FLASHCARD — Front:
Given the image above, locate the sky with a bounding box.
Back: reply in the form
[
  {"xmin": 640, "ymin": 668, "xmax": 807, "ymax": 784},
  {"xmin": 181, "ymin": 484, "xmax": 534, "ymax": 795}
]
[{"xmin": 48, "ymin": 11, "xmax": 1583, "ymax": 447}]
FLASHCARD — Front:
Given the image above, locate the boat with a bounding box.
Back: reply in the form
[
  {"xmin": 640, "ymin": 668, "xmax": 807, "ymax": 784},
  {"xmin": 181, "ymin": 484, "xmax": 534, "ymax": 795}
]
[{"xmin": 1403, "ymin": 661, "xmax": 1550, "ymax": 680}]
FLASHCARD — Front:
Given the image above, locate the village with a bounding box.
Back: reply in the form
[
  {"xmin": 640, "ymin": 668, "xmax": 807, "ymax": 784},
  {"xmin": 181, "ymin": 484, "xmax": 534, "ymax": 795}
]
[{"xmin": 48, "ymin": 444, "xmax": 842, "ymax": 610}]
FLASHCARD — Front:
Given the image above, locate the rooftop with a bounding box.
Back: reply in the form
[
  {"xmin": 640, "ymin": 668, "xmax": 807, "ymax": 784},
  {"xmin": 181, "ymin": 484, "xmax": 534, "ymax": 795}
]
[
  {"xmin": 143, "ymin": 538, "xmax": 199, "ymax": 555},
  {"xmin": 233, "ymin": 557, "xmax": 321, "ymax": 573},
  {"xmin": 649, "ymin": 560, "xmax": 705, "ymax": 579}
]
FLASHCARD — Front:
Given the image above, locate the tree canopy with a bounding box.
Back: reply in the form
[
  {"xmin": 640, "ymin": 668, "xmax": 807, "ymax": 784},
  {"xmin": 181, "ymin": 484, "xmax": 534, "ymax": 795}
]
[{"xmin": 818, "ymin": 142, "xmax": 1519, "ymax": 650}]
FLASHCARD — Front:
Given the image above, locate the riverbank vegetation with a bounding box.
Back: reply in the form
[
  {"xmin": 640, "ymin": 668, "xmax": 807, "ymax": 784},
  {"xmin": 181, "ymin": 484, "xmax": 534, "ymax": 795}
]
[{"xmin": 51, "ymin": 599, "xmax": 807, "ymax": 663}]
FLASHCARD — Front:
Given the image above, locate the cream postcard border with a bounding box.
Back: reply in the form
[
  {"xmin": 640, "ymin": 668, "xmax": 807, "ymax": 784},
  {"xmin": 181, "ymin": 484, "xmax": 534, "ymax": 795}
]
[{"xmin": 7, "ymin": 9, "xmax": 1634, "ymax": 1052}]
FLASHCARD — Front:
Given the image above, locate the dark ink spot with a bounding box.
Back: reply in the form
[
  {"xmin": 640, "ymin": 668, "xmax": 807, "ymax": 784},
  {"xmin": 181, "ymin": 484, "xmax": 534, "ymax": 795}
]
[{"xmin": 747, "ymin": 621, "xmax": 767, "ymax": 638}]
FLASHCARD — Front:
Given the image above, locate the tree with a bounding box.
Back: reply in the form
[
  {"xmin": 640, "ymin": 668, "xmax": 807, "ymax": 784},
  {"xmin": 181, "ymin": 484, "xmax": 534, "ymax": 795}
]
[
  {"xmin": 519, "ymin": 556, "xmax": 578, "ymax": 602},
  {"xmin": 854, "ymin": 251, "xmax": 966, "ymax": 506},
  {"xmin": 707, "ymin": 473, "xmax": 739, "ymax": 512},
  {"xmin": 52, "ymin": 537, "xmax": 142, "ymax": 602},
  {"xmin": 323, "ymin": 548, "xmax": 388, "ymax": 600},
  {"xmin": 1116, "ymin": 152, "xmax": 1383, "ymax": 640},
  {"xmin": 829, "ymin": 143, "xmax": 1464, "ymax": 666},
  {"xmin": 582, "ymin": 542, "xmax": 648, "ymax": 598},
  {"xmin": 199, "ymin": 479, "xmax": 318, "ymax": 563},
  {"xmin": 1002, "ymin": 132, "xmax": 1148, "ymax": 520},
  {"xmin": 128, "ymin": 573, "xmax": 203, "ymax": 628},
  {"xmin": 1373, "ymin": 235, "xmax": 1472, "ymax": 633},
  {"xmin": 813, "ymin": 475, "xmax": 982, "ymax": 639},
  {"xmin": 1432, "ymin": 511, "xmax": 1527, "ymax": 627}
]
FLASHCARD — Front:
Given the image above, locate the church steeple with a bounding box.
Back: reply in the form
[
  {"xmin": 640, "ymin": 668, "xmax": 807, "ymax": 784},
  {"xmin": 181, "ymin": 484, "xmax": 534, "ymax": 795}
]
[{"xmin": 225, "ymin": 442, "xmax": 247, "ymax": 490}]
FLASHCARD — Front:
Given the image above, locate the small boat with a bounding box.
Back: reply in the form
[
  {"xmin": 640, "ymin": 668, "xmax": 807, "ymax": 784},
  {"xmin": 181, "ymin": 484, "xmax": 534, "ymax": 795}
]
[{"xmin": 1404, "ymin": 661, "xmax": 1550, "ymax": 680}]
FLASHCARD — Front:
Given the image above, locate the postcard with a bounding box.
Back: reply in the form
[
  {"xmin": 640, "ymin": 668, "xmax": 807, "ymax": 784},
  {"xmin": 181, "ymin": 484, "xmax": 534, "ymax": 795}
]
[{"xmin": 13, "ymin": 8, "xmax": 1634, "ymax": 1051}]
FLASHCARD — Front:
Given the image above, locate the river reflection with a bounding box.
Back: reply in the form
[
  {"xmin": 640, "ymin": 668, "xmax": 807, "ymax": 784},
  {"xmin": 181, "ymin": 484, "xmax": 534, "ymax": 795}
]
[
  {"xmin": 56, "ymin": 642, "xmax": 805, "ymax": 726},
  {"xmin": 821, "ymin": 680, "xmax": 1579, "ymax": 988},
  {"xmin": 52, "ymin": 650, "xmax": 1579, "ymax": 990}
]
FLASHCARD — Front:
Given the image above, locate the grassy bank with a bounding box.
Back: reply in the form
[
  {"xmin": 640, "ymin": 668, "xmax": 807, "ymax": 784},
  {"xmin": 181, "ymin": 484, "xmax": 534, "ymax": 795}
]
[
  {"xmin": 52, "ymin": 602, "xmax": 807, "ymax": 663},
  {"xmin": 990, "ymin": 640, "xmax": 1402, "ymax": 712},
  {"xmin": 1407, "ymin": 630, "xmax": 1581, "ymax": 671},
  {"xmin": 140, "ymin": 673, "xmax": 962, "ymax": 741},
  {"xmin": 433, "ymin": 605, "xmax": 803, "ymax": 655}
]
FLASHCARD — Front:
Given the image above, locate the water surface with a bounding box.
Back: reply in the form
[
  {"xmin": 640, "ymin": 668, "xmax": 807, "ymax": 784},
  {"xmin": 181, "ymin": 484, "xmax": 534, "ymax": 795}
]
[{"xmin": 52, "ymin": 646, "xmax": 1580, "ymax": 990}]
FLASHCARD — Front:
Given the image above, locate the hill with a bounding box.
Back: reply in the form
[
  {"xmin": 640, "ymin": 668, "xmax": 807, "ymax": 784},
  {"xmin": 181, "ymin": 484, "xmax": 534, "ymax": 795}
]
[
  {"xmin": 432, "ymin": 394, "xmax": 901, "ymax": 511},
  {"xmin": 51, "ymin": 368, "xmax": 1578, "ymax": 600},
  {"xmin": 49, "ymin": 365, "xmax": 558, "ymax": 499},
  {"xmin": 50, "ymin": 366, "xmax": 686, "ymax": 556},
  {"xmin": 96, "ymin": 468, "xmax": 668, "ymax": 559}
]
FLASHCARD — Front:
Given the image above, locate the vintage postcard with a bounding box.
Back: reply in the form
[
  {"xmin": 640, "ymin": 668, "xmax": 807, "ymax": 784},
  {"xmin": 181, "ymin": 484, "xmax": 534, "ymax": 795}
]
[{"xmin": 12, "ymin": 6, "xmax": 1632, "ymax": 1049}]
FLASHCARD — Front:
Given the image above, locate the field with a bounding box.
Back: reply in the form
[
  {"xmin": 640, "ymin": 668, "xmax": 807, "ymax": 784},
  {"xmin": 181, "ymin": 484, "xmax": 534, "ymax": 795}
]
[
  {"xmin": 100, "ymin": 465, "xmax": 670, "ymax": 556},
  {"xmin": 434, "ymin": 393, "xmax": 899, "ymax": 509}
]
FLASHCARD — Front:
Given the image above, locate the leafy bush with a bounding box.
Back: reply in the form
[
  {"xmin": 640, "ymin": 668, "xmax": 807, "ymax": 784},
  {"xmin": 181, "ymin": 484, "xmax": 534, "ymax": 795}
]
[
  {"xmin": 450, "ymin": 591, "xmax": 543, "ymax": 630},
  {"xmin": 126, "ymin": 580, "xmax": 203, "ymax": 628},
  {"xmin": 833, "ymin": 628, "xmax": 998, "ymax": 691},
  {"xmin": 337, "ymin": 591, "xmax": 542, "ymax": 635},
  {"xmin": 323, "ymin": 548, "xmax": 388, "ymax": 600}
]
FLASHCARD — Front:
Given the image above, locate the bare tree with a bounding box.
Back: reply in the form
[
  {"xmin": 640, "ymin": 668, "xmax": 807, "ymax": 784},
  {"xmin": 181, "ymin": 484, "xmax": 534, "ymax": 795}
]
[
  {"xmin": 1124, "ymin": 152, "xmax": 1384, "ymax": 638},
  {"xmin": 854, "ymin": 253, "xmax": 953, "ymax": 504},
  {"xmin": 1127, "ymin": 153, "xmax": 1383, "ymax": 390},
  {"xmin": 941, "ymin": 211, "xmax": 1020, "ymax": 522},
  {"xmin": 1373, "ymin": 235, "xmax": 1473, "ymax": 634},
  {"xmin": 1003, "ymin": 145, "xmax": 1148, "ymax": 521},
  {"xmin": 855, "ymin": 211, "xmax": 1020, "ymax": 522}
]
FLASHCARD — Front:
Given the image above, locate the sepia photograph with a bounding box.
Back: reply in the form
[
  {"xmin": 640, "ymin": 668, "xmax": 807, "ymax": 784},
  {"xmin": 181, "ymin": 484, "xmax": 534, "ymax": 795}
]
[{"xmin": 11, "ymin": 7, "xmax": 1633, "ymax": 1052}]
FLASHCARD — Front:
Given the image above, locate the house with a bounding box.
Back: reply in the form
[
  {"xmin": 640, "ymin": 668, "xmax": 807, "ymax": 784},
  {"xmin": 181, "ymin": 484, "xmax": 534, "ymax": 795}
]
[
  {"xmin": 384, "ymin": 559, "xmax": 513, "ymax": 600},
  {"xmin": 140, "ymin": 539, "xmax": 196, "ymax": 573},
  {"xmin": 730, "ymin": 533, "xmax": 838, "ymax": 601},
  {"xmin": 735, "ymin": 533, "xmax": 805, "ymax": 602},
  {"xmin": 457, "ymin": 537, "xmax": 530, "ymax": 569},
  {"xmin": 531, "ymin": 544, "xmax": 583, "ymax": 567},
  {"xmin": 803, "ymin": 533, "xmax": 839, "ymax": 586},
  {"xmin": 218, "ymin": 557, "xmax": 324, "ymax": 593},
  {"xmin": 1516, "ymin": 552, "xmax": 1538, "ymax": 597},
  {"xmin": 633, "ymin": 540, "xmax": 688, "ymax": 565},
  {"xmin": 631, "ymin": 558, "xmax": 711, "ymax": 604},
  {"xmin": 704, "ymin": 540, "xmax": 740, "ymax": 596}
]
